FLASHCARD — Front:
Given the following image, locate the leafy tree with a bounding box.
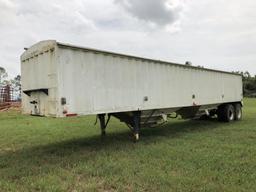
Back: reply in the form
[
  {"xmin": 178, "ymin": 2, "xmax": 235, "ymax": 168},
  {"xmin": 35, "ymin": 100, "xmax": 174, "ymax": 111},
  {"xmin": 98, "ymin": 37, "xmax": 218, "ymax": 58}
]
[
  {"xmin": 12, "ymin": 75, "xmax": 21, "ymax": 89},
  {"xmin": 0, "ymin": 67, "xmax": 8, "ymax": 85},
  {"xmin": 12, "ymin": 75, "xmax": 21, "ymax": 97},
  {"xmin": 234, "ymin": 71, "xmax": 256, "ymax": 97}
]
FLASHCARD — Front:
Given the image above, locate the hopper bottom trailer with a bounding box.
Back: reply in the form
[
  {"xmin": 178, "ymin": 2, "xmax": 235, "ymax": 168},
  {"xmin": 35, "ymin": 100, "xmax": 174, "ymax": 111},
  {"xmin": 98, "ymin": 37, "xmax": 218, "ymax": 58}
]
[{"xmin": 21, "ymin": 40, "xmax": 243, "ymax": 141}]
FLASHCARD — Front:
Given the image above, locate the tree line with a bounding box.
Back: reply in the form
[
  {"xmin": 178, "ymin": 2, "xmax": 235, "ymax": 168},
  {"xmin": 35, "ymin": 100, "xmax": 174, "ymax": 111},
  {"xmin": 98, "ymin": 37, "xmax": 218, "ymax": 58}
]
[{"xmin": 233, "ymin": 71, "xmax": 256, "ymax": 97}]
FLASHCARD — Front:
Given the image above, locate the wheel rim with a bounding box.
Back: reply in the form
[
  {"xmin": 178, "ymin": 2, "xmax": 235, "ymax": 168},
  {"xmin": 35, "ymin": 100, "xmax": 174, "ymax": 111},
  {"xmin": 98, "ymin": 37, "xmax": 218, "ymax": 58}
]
[
  {"xmin": 237, "ymin": 109, "xmax": 242, "ymax": 119},
  {"xmin": 229, "ymin": 110, "xmax": 234, "ymax": 121}
]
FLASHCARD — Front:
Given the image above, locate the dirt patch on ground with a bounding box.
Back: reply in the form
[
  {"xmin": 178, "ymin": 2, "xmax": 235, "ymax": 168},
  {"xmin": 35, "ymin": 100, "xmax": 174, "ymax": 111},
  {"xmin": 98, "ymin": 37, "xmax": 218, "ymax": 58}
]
[{"xmin": 0, "ymin": 102, "xmax": 21, "ymax": 112}]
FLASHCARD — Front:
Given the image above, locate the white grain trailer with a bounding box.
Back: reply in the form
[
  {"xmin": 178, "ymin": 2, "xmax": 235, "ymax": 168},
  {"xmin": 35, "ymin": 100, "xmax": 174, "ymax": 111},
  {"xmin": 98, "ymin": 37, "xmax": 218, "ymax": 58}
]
[{"xmin": 21, "ymin": 40, "xmax": 243, "ymax": 141}]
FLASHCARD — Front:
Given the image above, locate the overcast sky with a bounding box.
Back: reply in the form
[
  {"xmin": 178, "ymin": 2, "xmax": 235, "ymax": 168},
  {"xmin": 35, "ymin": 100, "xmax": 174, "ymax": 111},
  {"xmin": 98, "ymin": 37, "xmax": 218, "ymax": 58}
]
[{"xmin": 1, "ymin": 0, "xmax": 256, "ymax": 78}]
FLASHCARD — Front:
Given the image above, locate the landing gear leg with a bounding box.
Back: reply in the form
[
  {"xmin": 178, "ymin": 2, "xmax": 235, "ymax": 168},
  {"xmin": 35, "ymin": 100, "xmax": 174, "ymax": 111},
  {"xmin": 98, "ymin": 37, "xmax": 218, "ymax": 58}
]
[
  {"xmin": 98, "ymin": 114, "xmax": 106, "ymax": 136},
  {"xmin": 133, "ymin": 111, "xmax": 141, "ymax": 142}
]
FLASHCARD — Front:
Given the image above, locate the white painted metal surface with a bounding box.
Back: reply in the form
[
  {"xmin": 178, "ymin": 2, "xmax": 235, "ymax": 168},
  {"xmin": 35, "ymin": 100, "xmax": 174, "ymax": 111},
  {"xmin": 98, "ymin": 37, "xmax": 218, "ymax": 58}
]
[{"xmin": 21, "ymin": 40, "xmax": 243, "ymax": 117}]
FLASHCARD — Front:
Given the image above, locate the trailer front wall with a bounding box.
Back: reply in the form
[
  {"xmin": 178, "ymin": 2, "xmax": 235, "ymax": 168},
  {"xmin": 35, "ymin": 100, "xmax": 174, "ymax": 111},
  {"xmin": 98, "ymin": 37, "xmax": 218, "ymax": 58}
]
[
  {"xmin": 56, "ymin": 45, "xmax": 242, "ymax": 117},
  {"xmin": 21, "ymin": 41, "xmax": 58, "ymax": 116}
]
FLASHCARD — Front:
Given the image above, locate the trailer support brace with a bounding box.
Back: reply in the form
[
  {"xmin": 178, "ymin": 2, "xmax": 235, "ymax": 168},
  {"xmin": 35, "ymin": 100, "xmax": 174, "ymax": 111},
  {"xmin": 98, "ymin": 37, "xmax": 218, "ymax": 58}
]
[
  {"xmin": 98, "ymin": 114, "xmax": 106, "ymax": 136},
  {"xmin": 133, "ymin": 111, "xmax": 141, "ymax": 141}
]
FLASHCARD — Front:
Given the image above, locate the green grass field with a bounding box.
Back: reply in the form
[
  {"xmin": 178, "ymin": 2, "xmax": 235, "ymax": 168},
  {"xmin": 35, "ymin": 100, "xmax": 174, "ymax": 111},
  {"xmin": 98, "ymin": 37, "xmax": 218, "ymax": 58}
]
[{"xmin": 0, "ymin": 99, "xmax": 256, "ymax": 192}]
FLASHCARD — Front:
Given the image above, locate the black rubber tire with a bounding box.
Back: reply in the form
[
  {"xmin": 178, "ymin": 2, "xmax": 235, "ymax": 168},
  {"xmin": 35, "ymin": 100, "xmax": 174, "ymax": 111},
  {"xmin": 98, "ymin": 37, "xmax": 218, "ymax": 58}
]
[
  {"xmin": 217, "ymin": 105, "xmax": 225, "ymax": 121},
  {"xmin": 234, "ymin": 103, "xmax": 242, "ymax": 121},
  {"xmin": 218, "ymin": 104, "xmax": 235, "ymax": 122}
]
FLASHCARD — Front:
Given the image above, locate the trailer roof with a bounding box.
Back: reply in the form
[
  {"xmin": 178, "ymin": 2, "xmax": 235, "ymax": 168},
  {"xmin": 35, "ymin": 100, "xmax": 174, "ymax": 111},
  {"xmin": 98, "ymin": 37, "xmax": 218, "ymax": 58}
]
[
  {"xmin": 57, "ymin": 41, "xmax": 241, "ymax": 77},
  {"xmin": 22, "ymin": 40, "xmax": 241, "ymax": 77}
]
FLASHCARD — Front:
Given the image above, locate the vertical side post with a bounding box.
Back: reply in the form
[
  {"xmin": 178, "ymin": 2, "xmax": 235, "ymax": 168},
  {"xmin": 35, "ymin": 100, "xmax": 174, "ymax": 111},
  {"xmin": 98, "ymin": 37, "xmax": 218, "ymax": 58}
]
[
  {"xmin": 133, "ymin": 111, "xmax": 141, "ymax": 141},
  {"xmin": 98, "ymin": 114, "xmax": 106, "ymax": 136}
]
